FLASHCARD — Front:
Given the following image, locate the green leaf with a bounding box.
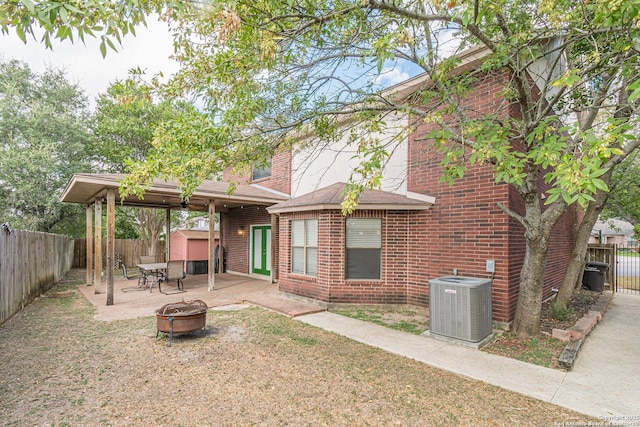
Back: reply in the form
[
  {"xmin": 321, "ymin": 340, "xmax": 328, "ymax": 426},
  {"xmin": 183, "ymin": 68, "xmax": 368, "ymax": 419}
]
[
  {"xmin": 15, "ymin": 25, "xmax": 26, "ymax": 43},
  {"xmin": 22, "ymin": 0, "xmax": 35, "ymax": 14},
  {"xmin": 545, "ymin": 192, "xmax": 561, "ymax": 205},
  {"xmin": 59, "ymin": 6, "xmax": 68, "ymax": 24},
  {"xmin": 592, "ymin": 178, "xmax": 609, "ymax": 192},
  {"xmin": 99, "ymin": 39, "xmax": 107, "ymax": 58},
  {"xmin": 106, "ymin": 36, "xmax": 117, "ymax": 52}
]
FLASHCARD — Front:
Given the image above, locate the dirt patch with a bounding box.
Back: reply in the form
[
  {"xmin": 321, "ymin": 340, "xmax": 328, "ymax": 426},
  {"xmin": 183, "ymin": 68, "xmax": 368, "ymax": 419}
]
[
  {"xmin": 332, "ymin": 306, "xmax": 430, "ymax": 335},
  {"xmin": 0, "ymin": 270, "xmax": 599, "ymax": 426}
]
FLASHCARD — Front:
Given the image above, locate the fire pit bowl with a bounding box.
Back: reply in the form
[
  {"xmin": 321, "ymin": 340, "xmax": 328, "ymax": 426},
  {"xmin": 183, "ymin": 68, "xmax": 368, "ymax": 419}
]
[{"xmin": 155, "ymin": 300, "xmax": 208, "ymax": 346}]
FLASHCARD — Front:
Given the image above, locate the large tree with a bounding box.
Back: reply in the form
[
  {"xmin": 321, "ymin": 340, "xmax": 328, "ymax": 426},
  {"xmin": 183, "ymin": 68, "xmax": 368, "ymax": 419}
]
[
  {"xmin": 92, "ymin": 78, "xmax": 201, "ymax": 255},
  {"xmin": 0, "ymin": 58, "xmax": 93, "ymax": 235},
  {"xmin": 6, "ymin": 0, "xmax": 640, "ymax": 338}
]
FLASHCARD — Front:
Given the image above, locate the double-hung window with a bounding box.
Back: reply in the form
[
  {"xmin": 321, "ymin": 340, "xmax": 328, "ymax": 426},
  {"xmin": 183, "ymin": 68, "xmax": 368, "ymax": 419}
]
[
  {"xmin": 291, "ymin": 219, "xmax": 318, "ymax": 276},
  {"xmin": 346, "ymin": 218, "xmax": 381, "ymax": 280}
]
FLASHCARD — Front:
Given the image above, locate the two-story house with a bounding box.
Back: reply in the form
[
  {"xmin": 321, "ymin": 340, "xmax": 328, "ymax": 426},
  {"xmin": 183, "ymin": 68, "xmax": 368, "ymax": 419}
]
[
  {"xmin": 219, "ymin": 48, "xmax": 578, "ymax": 326},
  {"xmin": 62, "ymin": 45, "xmax": 577, "ymax": 325}
]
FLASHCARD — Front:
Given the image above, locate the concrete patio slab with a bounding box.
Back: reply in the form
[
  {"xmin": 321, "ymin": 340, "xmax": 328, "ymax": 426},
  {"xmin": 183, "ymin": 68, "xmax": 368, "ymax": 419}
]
[{"xmin": 78, "ymin": 272, "xmax": 326, "ymax": 321}]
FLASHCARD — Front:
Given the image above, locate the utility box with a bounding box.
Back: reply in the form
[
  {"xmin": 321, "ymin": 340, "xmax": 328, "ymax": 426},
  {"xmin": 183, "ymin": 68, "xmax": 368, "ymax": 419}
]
[
  {"xmin": 429, "ymin": 276, "xmax": 492, "ymax": 343},
  {"xmin": 186, "ymin": 260, "xmax": 208, "ymax": 275}
]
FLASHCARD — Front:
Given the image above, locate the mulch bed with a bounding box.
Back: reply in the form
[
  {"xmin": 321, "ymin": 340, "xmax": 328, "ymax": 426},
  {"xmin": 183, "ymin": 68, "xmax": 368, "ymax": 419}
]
[
  {"xmin": 540, "ymin": 289, "xmax": 601, "ymax": 334},
  {"xmin": 483, "ymin": 289, "xmax": 602, "ymax": 369}
]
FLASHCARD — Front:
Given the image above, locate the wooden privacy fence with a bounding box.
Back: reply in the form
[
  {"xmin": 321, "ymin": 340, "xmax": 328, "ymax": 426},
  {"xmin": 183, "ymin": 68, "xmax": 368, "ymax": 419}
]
[
  {"xmin": 1, "ymin": 230, "xmax": 74, "ymax": 325},
  {"xmin": 73, "ymin": 239, "xmax": 166, "ymax": 269},
  {"xmin": 586, "ymin": 244, "xmax": 616, "ymax": 288}
]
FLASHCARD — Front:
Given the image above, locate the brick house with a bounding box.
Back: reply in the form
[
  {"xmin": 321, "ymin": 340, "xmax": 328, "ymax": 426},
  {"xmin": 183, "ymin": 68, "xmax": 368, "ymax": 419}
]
[
  {"xmin": 220, "ymin": 47, "xmax": 578, "ymax": 325},
  {"xmin": 62, "ymin": 46, "xmax": 577, "ymax": 324}
]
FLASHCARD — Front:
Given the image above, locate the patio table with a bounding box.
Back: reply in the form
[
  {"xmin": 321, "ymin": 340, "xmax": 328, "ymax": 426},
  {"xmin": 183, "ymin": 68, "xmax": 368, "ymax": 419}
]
[{"xmin": 136, "ymin": 262, "xmax": 167, "ymax": 293}]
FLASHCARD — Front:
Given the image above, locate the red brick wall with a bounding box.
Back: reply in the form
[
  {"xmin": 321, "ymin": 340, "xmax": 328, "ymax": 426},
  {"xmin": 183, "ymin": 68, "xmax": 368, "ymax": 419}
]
[
  {"xmin": 278, "ymin": 210, "xmax": 411, "ymax": 304},
  {"xmin": 222, "ymin": 151, "xmax": 292, "ymax": 195},
  {"xmin": 402, "ymin": 69, "xmax": 578, "ymax": 323},
  {"xmin": 406, "ymin": 146, "xmax": 513, "ymax": 321},
  {"xmin": 222, "ymin": 205, "xmax": 277, "ymax": 276},
  {"xmin": 404, "ymin": 70, "xmax": 513, "ymax": 321},
  {"xmin": 222, "ymin": 166, "xmax": 251, "ymax": 185}
]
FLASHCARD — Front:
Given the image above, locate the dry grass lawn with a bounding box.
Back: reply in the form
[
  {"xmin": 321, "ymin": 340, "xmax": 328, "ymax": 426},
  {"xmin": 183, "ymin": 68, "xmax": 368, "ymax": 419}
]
[{"xmin": 0, "ymin": 270, "xmax": 599, "ymax": 426}]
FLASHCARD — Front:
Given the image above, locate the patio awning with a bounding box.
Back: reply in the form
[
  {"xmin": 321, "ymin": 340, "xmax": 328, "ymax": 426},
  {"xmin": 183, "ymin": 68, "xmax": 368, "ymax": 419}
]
[
  {"xmin": 266, "ymin": 182, "xmax": 435, "ymax": 214},
  {"xmin": 60, "ymin": 173, "xmax": 288, "ymax": 210}
]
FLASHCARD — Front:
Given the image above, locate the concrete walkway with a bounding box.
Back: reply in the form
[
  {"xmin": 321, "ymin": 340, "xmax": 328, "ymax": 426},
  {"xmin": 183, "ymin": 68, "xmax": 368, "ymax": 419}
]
[
  {"xmin": 552, "ymin": 292, "xmax": 640, "ymax": 417},
  {"xmin": 297, "ymin": 293, "xmax": 640, "ymax": 419}
]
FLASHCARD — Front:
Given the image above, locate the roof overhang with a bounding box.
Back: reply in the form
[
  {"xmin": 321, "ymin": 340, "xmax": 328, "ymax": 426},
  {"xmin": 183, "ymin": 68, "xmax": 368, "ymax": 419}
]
[
  {"xmin": 268, "ymin": 202, "xmax": 434, "ymax": 214},
  {"xmin": 266, "ymin": 183, "xmax": 435, "ymax": 214},
  {"xmin": 61, "ymin": 173, "xmax": 288, "ymax": 211}
]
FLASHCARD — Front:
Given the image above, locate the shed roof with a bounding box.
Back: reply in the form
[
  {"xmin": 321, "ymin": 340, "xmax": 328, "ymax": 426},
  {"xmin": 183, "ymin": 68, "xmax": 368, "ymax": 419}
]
[
  {"xmin": 267, "ymin": 182, "xmax": 434, "ymax": 214},
  {"xmin": 172, "ymin": 229, "xmax": 219, "ymax": 240}
]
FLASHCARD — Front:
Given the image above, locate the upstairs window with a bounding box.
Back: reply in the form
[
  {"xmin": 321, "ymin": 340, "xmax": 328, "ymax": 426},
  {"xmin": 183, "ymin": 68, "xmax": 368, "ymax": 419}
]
[
  {"xmin": 291, "ymin": 219, "xmax": 318, "ymax": 276},
  {"xmin": 346, "ymin": 218, "xmax": 381, "ymax": 280},
  {"xmin": 252, "ymin": 158, "xmax": 271, "ymax": 181}
]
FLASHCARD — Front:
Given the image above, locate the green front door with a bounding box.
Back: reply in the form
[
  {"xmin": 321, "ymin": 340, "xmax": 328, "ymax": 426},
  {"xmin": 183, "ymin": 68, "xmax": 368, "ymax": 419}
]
[{"xmin": 251, "ymin": 225, "xmax": 271, "ymax": 276}]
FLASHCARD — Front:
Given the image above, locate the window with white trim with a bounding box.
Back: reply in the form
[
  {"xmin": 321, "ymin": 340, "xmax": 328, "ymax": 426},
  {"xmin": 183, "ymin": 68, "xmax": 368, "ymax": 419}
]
[
  {"xmin": 346, "ymin": 218, "xmax": 381, "ymax": 280},
  {"xmin": 291, "ymin": 219, "xmax": 318, "ymax": 276}
]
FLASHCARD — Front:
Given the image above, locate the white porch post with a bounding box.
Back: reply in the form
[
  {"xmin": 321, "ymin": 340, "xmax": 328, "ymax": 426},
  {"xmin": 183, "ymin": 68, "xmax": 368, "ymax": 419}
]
[{"xmin": 218, "ymin": 213, "xmax": 224, "ymax": 273}]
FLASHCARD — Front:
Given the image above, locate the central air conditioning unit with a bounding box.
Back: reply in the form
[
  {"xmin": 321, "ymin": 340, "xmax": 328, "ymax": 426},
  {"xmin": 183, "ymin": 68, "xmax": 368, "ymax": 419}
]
[{"xmin": 429, "ymin": 276, "xmax": 492, "ymax": 343}]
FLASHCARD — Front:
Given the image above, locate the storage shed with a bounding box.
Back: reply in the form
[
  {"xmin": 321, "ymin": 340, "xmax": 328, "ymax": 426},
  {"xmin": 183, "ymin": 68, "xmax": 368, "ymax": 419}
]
[{"xmin": 170, "ymin": 229, "xmax": 220, "ymax": 274}]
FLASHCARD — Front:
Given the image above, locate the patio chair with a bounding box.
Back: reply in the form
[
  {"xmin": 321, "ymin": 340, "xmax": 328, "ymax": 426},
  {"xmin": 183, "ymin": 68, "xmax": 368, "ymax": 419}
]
[
  {"xmin": 119, "ymin": 260, "xmax": 147, "ymax": 292},
  {"xmin": 158, "ymin": 260, "xmax": 187, "ymax": 295},
  {"xmin": 139, "ymin": 255, "xmax": 155, "ymax": 264}
]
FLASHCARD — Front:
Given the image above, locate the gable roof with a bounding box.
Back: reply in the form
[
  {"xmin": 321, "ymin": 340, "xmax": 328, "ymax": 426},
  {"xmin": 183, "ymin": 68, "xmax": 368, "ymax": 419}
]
[{"xmin": 267, "ymin": 182, "xmax": 434, "ymax": 214}]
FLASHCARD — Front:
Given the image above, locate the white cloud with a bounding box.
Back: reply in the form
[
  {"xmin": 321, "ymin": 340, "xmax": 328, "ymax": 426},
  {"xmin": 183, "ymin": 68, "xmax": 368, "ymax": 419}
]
[
  {"xmin": 0, "ymin": 17, "xmax": 178, "ymax": 109},
  {"xmin": 374, "ymin": 66, "xmax": 412, "ymax": 87}
]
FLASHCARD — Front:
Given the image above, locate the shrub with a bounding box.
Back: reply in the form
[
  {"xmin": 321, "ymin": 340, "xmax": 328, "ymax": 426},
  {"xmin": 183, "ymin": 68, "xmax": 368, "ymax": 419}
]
[{"xmin": 550, "ymin": 302, "xmax": 574, "ymax": 321}]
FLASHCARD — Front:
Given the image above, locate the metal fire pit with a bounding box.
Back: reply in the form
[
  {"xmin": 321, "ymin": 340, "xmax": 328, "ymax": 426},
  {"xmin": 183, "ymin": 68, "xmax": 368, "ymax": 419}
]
[{"xmin": 155, "ymin": 300, "xmax": 208, "ymax": 346}]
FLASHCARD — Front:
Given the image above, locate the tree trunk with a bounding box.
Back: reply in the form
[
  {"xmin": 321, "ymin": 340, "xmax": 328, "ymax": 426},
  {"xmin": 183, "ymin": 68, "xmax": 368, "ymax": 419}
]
[
  {"xmin": 512, "ymin": 232, "xmax": 550, "ymax": 338},
  {"xmin": 555, "ymin": 171, "xmax": 612, "ymax": 308},
  {"xmin": 136, "ymin": 208, "xmax": 166, "ymax": 258},
  {"xmin": 555, "ymin": 205, "xmax": 600, "ymax": 307}
]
